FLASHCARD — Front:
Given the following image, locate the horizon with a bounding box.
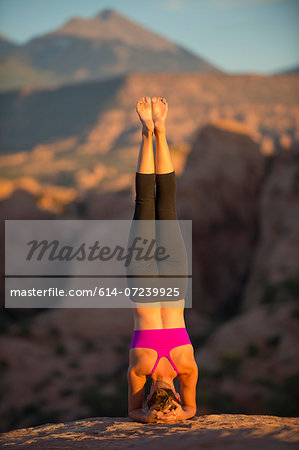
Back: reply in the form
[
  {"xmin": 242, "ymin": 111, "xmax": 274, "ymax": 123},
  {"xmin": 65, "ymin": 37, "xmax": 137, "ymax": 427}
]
[{"xmin": 0, "ymin": 0, "xmax": 298, "ymax": 75}]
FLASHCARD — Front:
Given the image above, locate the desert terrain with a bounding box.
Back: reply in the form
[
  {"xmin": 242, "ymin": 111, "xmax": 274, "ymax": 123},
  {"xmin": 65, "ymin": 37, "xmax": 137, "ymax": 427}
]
[{"xmin": 0, "ymin": 7, "xmax": 298, "ymax": 437}]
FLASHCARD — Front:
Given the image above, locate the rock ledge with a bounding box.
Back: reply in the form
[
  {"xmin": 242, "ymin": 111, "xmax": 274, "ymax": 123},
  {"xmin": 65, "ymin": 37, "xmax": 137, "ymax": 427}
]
[{"xmin": 1, "ymin": 414, "xmax": 298, "ymax": 449}]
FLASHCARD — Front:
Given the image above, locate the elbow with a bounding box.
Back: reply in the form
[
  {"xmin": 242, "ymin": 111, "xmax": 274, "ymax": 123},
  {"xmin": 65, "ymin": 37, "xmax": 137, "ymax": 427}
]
[
  {"xmin": 184, "ymin": 405, "xmax": 197, "ymax": 419},
  {"xmin": 128, "ymin": 409, "xmax": 136, "ymax": 421},
  {"xmin": 191, "ymin": 406, "xmax": 197, "ymax": 417}
]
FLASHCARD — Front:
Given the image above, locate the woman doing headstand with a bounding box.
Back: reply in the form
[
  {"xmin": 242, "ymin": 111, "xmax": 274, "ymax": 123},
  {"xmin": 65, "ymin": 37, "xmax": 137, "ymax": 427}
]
[{"xmin": 127, "ymin": 96, "xmax": 198, "ymax": 424}]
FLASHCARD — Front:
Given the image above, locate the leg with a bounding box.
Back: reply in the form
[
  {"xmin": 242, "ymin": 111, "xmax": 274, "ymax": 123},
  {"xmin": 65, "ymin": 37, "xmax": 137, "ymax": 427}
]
[
  {"xmin": 136, "ymin": 96, "xmax": 155, "ymax": 175},
  {"xmin": 133, "ymin": 96, "xmax": 155, "ymax": 221},
  {"xmin": 127, "ymin": 97, "xmax": 159, "ymax": 309},
  {"xmin": 152, "ymin": 96, "xmax": 174, "ymax": 175},
  {"xmin": 152, "ymin": 96, "xmax": 176, "ymax": 219},
  {"xmin": 152, "ymin": 98, "xmax": 188, "ymax": 310}
]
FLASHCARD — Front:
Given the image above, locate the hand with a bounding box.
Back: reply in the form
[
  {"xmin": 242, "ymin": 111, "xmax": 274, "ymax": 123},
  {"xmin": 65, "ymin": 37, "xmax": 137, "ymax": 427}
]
[
  {"xmin": 155, "ymin": 401, "xmax": 186, "ymax": 423},
  {"xmin": 145, "ymin": 405, "xmax": 164, "ymax": 423}
]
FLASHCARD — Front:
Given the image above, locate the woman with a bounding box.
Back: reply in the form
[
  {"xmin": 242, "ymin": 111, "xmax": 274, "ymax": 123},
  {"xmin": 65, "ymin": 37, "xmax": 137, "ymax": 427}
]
[{"xmin": 127, "ymin": 96, "xmax": 198, "ymax": 424}]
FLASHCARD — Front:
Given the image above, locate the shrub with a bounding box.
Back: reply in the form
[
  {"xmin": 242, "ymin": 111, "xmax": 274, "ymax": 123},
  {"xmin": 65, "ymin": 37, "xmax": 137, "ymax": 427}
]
[
  {"xmin": 266, "ymin": 373, "xmax": 299, "ymax": 416},
  {"xmin": 219, "ymin": 350, "xmax": 243, "ymax": 378},
  {"xmin": 266, "ymin": 334, "xmax": 281, "ymax": 348},
  {"xmin": 83, "ymin": 339, "xmax": 96, "ymax": 352},
  {"xmin": 246, "ymin": 342, "xmax": 259, "ymax": 357},
  {"xmin": 261, "ymin": 278, "xmax": 299, "ymax": 304},
  {"xmin": 54, "ymin": 343, "xmax": 68, "ymax": 356}
]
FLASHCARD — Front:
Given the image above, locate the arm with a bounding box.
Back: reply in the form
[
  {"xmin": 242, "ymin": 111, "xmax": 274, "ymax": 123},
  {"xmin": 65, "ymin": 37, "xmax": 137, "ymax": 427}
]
[
  {"xmin": 128, "ymin": 408, "xmax": 148, "ymax": 424},
  {"xmin": 127, "ymin": 366, "xmax": 149, "ymax": 423},
  {"xmin": 128, "ymin": 405, "xmax": 162, "ymax": 424},
  {"xmin": 156, "ymin": 359, "xmax": 198, "ymax": 423},
  {"xmin": 128, "ymin": 366, "xmax": 179, "ymax": 423},
  {"xmin": 178, "ymin": 361, "xmax": 198, "ymax": 419}
]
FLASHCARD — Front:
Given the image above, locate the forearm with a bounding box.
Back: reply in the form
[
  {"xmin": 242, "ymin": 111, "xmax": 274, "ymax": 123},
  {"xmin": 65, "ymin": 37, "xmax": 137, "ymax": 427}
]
[
  {"xmin": 182, "ymin": 405, "xmax": 197, "ymax": 420},
  {"xmin": 128, "ymin": 408, "xmax": 149, "ymax": 423}
]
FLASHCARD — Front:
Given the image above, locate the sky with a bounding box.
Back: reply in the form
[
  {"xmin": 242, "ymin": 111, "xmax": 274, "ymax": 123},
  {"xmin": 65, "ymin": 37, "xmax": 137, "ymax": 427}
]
[{"xmin": 0, "ymin": 0, "xmax": 298, "ymax": 74}]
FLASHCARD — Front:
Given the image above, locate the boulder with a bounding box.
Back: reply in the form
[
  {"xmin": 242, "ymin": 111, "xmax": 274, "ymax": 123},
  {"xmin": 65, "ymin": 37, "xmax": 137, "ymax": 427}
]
[
  {"xmin": 242, "ymin": 148, "xmax": 299, "ymax": 310},
  {"xmin": 177, "ymin": 121, "xmax": 265, "ymax": 315}
]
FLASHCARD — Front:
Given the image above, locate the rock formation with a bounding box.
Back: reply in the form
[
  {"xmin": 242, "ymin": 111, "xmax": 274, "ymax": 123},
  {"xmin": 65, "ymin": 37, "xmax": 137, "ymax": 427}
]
[
  {"xmin": 177, "ymin": 120, "xmax": 265, "ymax": 315},
  {"xmin": 0, "ymin": 415, "xmax": 298, "ymax": 449},
  {"xmin": 195, "ymin": 302, "xmax": 299, "ymax": 415},
  {"xmin": 242, "ymin": 148, "xmax": 299, "ymax": 310},
  {"xmin": 1, "ymin": 125, "xmax": 298, "ymax": 435}
]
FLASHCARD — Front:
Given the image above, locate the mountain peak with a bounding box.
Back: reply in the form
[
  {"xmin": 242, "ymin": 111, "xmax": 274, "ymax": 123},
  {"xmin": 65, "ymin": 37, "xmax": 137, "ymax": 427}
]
[
  {"xmin": 97, "ymin": 9, "xmax": 119, "ymax": 20},
  {"xmin": 51, "ymin": 8, "xmax": 178, "ymax": 51},
  {"xmin": 0, "ymin": 32, "xmax": 10, "ymax": 42},
  {"xmin": 0, "ymin": 32, "xmax": 18, "ymax": 50},
  {"xmin": 18, "ymin": 8, "xmax": 220, "ymax": 84}
]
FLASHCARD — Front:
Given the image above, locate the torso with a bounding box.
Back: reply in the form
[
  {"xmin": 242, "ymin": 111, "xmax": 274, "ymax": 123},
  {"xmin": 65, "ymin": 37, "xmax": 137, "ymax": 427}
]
[
  {"xmin": 129, "ymin": 344, "xmax": 194, "ymax": 379},
  {"xmin": 133, "ymin": 301, "xmax": 186, "ymax": 330},
  {"xmin": 130, "ymin": 302, "xmax": 195, "ymax": 379}
]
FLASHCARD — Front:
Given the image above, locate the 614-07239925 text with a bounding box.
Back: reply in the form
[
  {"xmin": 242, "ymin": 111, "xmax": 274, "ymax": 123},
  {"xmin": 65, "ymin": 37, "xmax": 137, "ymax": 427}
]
[{"xmin": 9, "ymin": 287, "xmax": 182, "ymax": 298}]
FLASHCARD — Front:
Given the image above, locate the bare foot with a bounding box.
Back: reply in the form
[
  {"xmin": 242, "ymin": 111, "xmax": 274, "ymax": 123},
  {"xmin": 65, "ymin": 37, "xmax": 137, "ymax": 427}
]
[
  {"xmin": 136, "ymin": 97, "xmax": 154, "ymax": 134},
  {"xmin": 152, "ymin": 97, "xmax": 168, "ymax": 133}
]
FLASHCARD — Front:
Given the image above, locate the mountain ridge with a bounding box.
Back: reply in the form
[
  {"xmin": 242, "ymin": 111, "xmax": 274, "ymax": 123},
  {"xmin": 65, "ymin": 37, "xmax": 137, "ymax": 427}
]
[
  {"xmin": 37, "ymin": 8, "xmax": 180, "ymax": 52},
  {"xmin": 0, "ymin": 8, "xmax": 221, "ymax": 92}
]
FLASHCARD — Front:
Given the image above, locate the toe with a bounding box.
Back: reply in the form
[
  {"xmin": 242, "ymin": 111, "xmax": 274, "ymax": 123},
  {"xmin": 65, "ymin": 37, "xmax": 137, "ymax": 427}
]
[
  {"xmin": 145, "ymin": 96, "xmax": 151, "ymax": 102},
  {"xmin": 152, "ymin": 96, "xmax": 157, "ymax": 102}
]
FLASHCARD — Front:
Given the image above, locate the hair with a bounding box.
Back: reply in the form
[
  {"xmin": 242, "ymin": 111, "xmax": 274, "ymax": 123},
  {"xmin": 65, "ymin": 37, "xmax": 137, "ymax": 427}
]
[{"xmin": 146, "ymin": 387, "xmax": 179, "ymax": 412}]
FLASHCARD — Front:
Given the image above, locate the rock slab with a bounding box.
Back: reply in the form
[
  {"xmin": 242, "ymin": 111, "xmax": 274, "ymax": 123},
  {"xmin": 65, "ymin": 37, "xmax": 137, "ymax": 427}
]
[{"xmin": 0, "ymin": 414, "xmax": 298, "ymax": 449}]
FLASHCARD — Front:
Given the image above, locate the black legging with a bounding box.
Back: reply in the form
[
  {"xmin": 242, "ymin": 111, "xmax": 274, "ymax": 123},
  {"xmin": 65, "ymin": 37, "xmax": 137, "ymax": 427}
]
[
  {"xmin": 126, "ymin": 171, "xmax": 188, "ymax": 303},
  {"xmin": 133, "ymin": 171, "xmax": 177, "ymax": 221}
]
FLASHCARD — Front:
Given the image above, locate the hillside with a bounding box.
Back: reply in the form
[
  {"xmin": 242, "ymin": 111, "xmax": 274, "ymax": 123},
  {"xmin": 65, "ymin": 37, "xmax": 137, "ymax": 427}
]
[
  {"xmin": 276, "ymin": 64, "xmax": 299, "ymax": 75},
  {"xmin": 0, "ymin": 124, "xmax": 298, "ymax": 432},
  {"xmin": 0, "ymin": 33, "xmax": 19, "ymax": 54},
  {"xmin": 0, "ymin": 9, "xmax": 220, "ymax": 92},
  {"xmin": 0, "ymin": 71, "xmax": 298, "ymax": 214}
]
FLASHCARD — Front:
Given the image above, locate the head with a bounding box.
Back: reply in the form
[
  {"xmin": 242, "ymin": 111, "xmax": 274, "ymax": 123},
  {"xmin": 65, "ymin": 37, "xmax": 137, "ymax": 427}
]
[{"xmin": 146, "ymin": 381, "xmax": 181, "ymax": 412}]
